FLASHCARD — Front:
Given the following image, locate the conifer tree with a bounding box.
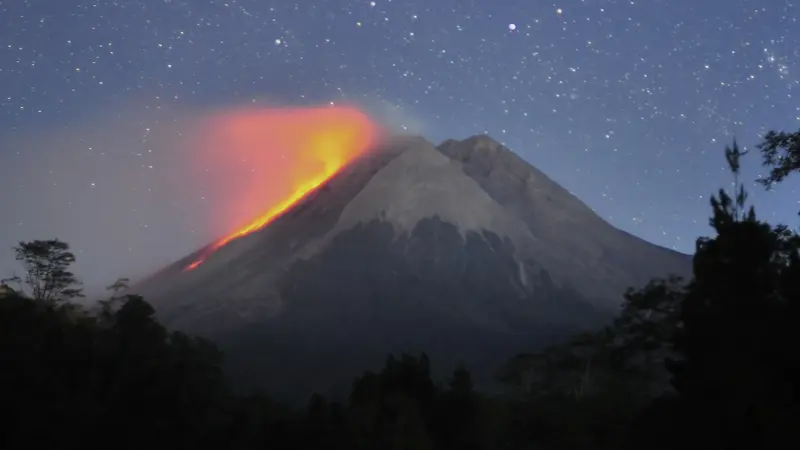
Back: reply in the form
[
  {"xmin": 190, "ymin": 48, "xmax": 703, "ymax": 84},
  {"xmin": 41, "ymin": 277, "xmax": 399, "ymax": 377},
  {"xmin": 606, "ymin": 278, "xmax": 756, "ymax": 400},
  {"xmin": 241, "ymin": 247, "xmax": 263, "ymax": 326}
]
[{"xmin": 665, "ymin": 140, "xmax": 800, "ymax": 449}]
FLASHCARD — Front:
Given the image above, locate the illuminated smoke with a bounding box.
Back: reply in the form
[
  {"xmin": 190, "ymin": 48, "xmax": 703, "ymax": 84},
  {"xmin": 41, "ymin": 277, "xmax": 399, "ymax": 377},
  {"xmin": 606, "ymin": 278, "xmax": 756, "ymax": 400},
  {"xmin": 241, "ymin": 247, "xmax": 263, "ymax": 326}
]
[{"xmin": 184, "ymin": 105, "xmax": 381, "ymax": 271}]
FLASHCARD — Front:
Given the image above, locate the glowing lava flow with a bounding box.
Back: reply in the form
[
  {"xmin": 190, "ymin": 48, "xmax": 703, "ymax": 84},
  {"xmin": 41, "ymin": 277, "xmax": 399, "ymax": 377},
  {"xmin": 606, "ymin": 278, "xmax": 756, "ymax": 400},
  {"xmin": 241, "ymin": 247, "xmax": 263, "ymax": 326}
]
[{"xmin": 183, "ymin": 106, "xmax": 380, "ymax": 271}]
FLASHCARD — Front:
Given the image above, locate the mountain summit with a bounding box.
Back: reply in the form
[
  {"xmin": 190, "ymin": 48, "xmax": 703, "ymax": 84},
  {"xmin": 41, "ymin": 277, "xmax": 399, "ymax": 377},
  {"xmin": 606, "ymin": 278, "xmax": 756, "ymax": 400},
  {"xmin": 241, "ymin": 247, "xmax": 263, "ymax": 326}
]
[{"xmin": 136, "ymin": 134, "xmax": 690, "ymax": 401}]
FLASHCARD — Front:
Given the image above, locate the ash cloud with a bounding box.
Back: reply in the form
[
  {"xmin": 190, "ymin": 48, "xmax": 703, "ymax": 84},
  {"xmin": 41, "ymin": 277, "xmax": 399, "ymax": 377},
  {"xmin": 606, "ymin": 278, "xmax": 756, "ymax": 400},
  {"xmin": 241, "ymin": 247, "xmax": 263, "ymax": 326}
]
[{"xmin": 0, "ymin": 95, "xmax": 416, "ymax": 298}]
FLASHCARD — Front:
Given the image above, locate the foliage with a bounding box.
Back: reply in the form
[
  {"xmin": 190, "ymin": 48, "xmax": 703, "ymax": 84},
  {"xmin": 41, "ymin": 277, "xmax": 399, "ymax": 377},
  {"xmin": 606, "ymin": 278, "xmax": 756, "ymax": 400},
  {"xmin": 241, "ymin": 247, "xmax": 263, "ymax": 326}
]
[
  {"xmin": 756, "ymin": 128, "xmax": 800, "ymax": 189},
  {"xmin": 0, "ymin": 292, "xmax": 229, "ymax": 449},
  {"xmin": 13, "ymin": 239, "xmax": 83, "ymax": 302},
  {"xmin": 496, "ymin": 135, "xmax": 800, "ymax": 449},
  {"xmin": 0, "ymin": 285, "xmax": 505, "ymax": 449},
  {"xmin": 660, "ymin": 139, "xmax": 800, "ymax": 449},
  {"xmin": 494, "ymin": 275, "xmax": 686, "ymax": 449}
]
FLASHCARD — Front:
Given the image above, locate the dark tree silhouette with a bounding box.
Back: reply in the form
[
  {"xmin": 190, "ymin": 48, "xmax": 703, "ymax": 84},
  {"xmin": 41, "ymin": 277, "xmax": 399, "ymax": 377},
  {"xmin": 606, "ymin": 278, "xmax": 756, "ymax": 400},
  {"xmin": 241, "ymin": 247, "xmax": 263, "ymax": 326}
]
[
  {"xmin": 661, "ymin": 140, "xmax": 800, "ymax": 449},
  {"xmin": 106, "ymin": 277, "xmax": 130, "ymax": 297},
  {"xmin": 13, "ymin": 239, "xmax": 83, "ymax": 302},
  {"xmin": 756, "ymin": 128, "xmax": 800, "ymax": 189}
]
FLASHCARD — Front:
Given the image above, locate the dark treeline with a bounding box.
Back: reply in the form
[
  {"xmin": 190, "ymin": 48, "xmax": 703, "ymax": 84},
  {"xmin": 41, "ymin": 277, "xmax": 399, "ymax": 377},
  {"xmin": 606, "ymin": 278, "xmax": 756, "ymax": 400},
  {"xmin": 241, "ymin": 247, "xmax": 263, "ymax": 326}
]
[{"xmin": 1, "ymin": 130, "xmax": 798, "ymax": 450}]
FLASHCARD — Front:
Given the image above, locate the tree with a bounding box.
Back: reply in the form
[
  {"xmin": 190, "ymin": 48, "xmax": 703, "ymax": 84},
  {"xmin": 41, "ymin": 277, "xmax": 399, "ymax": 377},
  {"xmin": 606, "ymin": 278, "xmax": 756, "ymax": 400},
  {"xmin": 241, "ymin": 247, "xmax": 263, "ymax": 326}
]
[
  {"xmin": 614, "ymin": 277, "xmax": 684, "ymax": 359},
  {"xmin": 96, "ymin": 277, "xmax": 131, "ymax": 323},
  {"xmin": 663, "ymin": 140, "xmax": 800, "ymax": 449},
  {"xmin": 13, "ymin": 239, "xmax": 83, "ymax": 303},
  {"xmin": 1, "ymin": 274, "xmax": 22, "ymax": 292},
  {"xmin": 498, "ymin": 275, "xmax": 686, "ymax": 403},
  {"xmin": 0, "ymin": 286, "xmax": 242, "ymax": 449},
  {"xmin": 347, "ymin": 354, "xmax": 438, "ymax": 450},
  {"xmin": 756, "ymin": 128, "xmax": 800, "ymax": 190},
  {"xmin": 433, "ymin": 366, "xmax": 495, "ymax": 450},
  {"xmin": 106, "ymin": 277, "xmax": 130, "ymax": 298}
]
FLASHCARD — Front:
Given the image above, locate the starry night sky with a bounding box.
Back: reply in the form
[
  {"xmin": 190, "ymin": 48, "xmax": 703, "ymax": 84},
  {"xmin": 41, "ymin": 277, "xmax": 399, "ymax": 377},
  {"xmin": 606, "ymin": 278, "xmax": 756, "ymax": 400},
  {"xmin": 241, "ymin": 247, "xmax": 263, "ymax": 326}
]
[{"xmin": 1, "ymin": 0, "xmax": 798, "ymax": 292}]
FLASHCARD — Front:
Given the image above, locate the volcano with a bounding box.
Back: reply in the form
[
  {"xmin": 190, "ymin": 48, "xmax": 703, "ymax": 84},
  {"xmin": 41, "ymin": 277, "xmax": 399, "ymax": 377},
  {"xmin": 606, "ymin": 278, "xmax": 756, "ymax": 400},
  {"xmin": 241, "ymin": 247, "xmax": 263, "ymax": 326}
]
[{"xmin": 136, "ymin": 134, "xmax": 691, "ymax": 401}]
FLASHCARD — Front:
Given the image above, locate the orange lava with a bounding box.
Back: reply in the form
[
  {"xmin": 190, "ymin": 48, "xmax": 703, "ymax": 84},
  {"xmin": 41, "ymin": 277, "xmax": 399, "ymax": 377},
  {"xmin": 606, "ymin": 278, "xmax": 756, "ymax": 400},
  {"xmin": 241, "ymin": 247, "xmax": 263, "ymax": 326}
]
[{"xmin": 183, "ymin": 106, "xmax": 380, "ymax": 271}]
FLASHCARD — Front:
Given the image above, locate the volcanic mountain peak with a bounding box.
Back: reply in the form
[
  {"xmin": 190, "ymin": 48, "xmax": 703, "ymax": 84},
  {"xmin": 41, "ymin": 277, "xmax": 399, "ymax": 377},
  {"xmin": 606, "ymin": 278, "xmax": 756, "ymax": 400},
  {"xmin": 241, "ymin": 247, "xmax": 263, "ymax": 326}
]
[
  {"xmin": 437, "ymin": 134, "xmax": 539, "ymax": 184},
  {"xmin": 141, "ymin": 132, "xmax": 690, "ymax": 321},
  {"xmin": 332, "ymin": 136, "xmax": 534, "ymax": 245},
  {"xmin": 437, "ymin": 134, "xmax": 606, "ymax": 226},
  {"xmin": 136, "ymin": 131, "xmax": 693, "ymax": 402}
]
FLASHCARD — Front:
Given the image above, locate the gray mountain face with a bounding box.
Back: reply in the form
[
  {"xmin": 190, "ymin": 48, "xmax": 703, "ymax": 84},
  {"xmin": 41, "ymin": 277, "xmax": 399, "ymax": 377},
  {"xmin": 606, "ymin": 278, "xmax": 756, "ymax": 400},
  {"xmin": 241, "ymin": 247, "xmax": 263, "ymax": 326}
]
[
  {"xmin": 135, "ymin": 134, "xmax": 691, "ymax": 402},
  {"xmin": 437, "ymin": 135, "xmax": 690, "ymax": 302}
]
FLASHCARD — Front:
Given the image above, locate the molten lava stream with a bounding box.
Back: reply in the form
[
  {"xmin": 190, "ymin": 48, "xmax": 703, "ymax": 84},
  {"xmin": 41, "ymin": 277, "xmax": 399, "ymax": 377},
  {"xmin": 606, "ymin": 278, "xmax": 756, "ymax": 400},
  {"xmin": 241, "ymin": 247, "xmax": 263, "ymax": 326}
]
[{"xmin": 183, "ymin": 106, "xmax": 379, "ymax": 272}]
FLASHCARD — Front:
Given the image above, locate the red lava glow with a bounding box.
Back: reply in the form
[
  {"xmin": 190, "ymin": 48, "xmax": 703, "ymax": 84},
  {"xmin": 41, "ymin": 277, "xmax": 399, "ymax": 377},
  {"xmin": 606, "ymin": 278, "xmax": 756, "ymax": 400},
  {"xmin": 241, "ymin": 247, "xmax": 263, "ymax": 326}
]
[{"xmin": 183, "ymin": 106, "xmax": 381, "ymax": 271}]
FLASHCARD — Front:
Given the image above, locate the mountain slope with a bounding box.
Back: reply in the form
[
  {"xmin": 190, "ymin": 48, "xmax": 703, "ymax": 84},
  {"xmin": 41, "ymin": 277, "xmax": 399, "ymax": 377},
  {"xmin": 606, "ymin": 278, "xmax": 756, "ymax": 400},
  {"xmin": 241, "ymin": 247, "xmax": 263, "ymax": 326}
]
[
  {"xmin": 136, "ymin": 134, "xmax": 691, "ymax": 401},
  {"xmin": 438, "ymin": 135, "xmax": 690, "ymax": 302}
]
